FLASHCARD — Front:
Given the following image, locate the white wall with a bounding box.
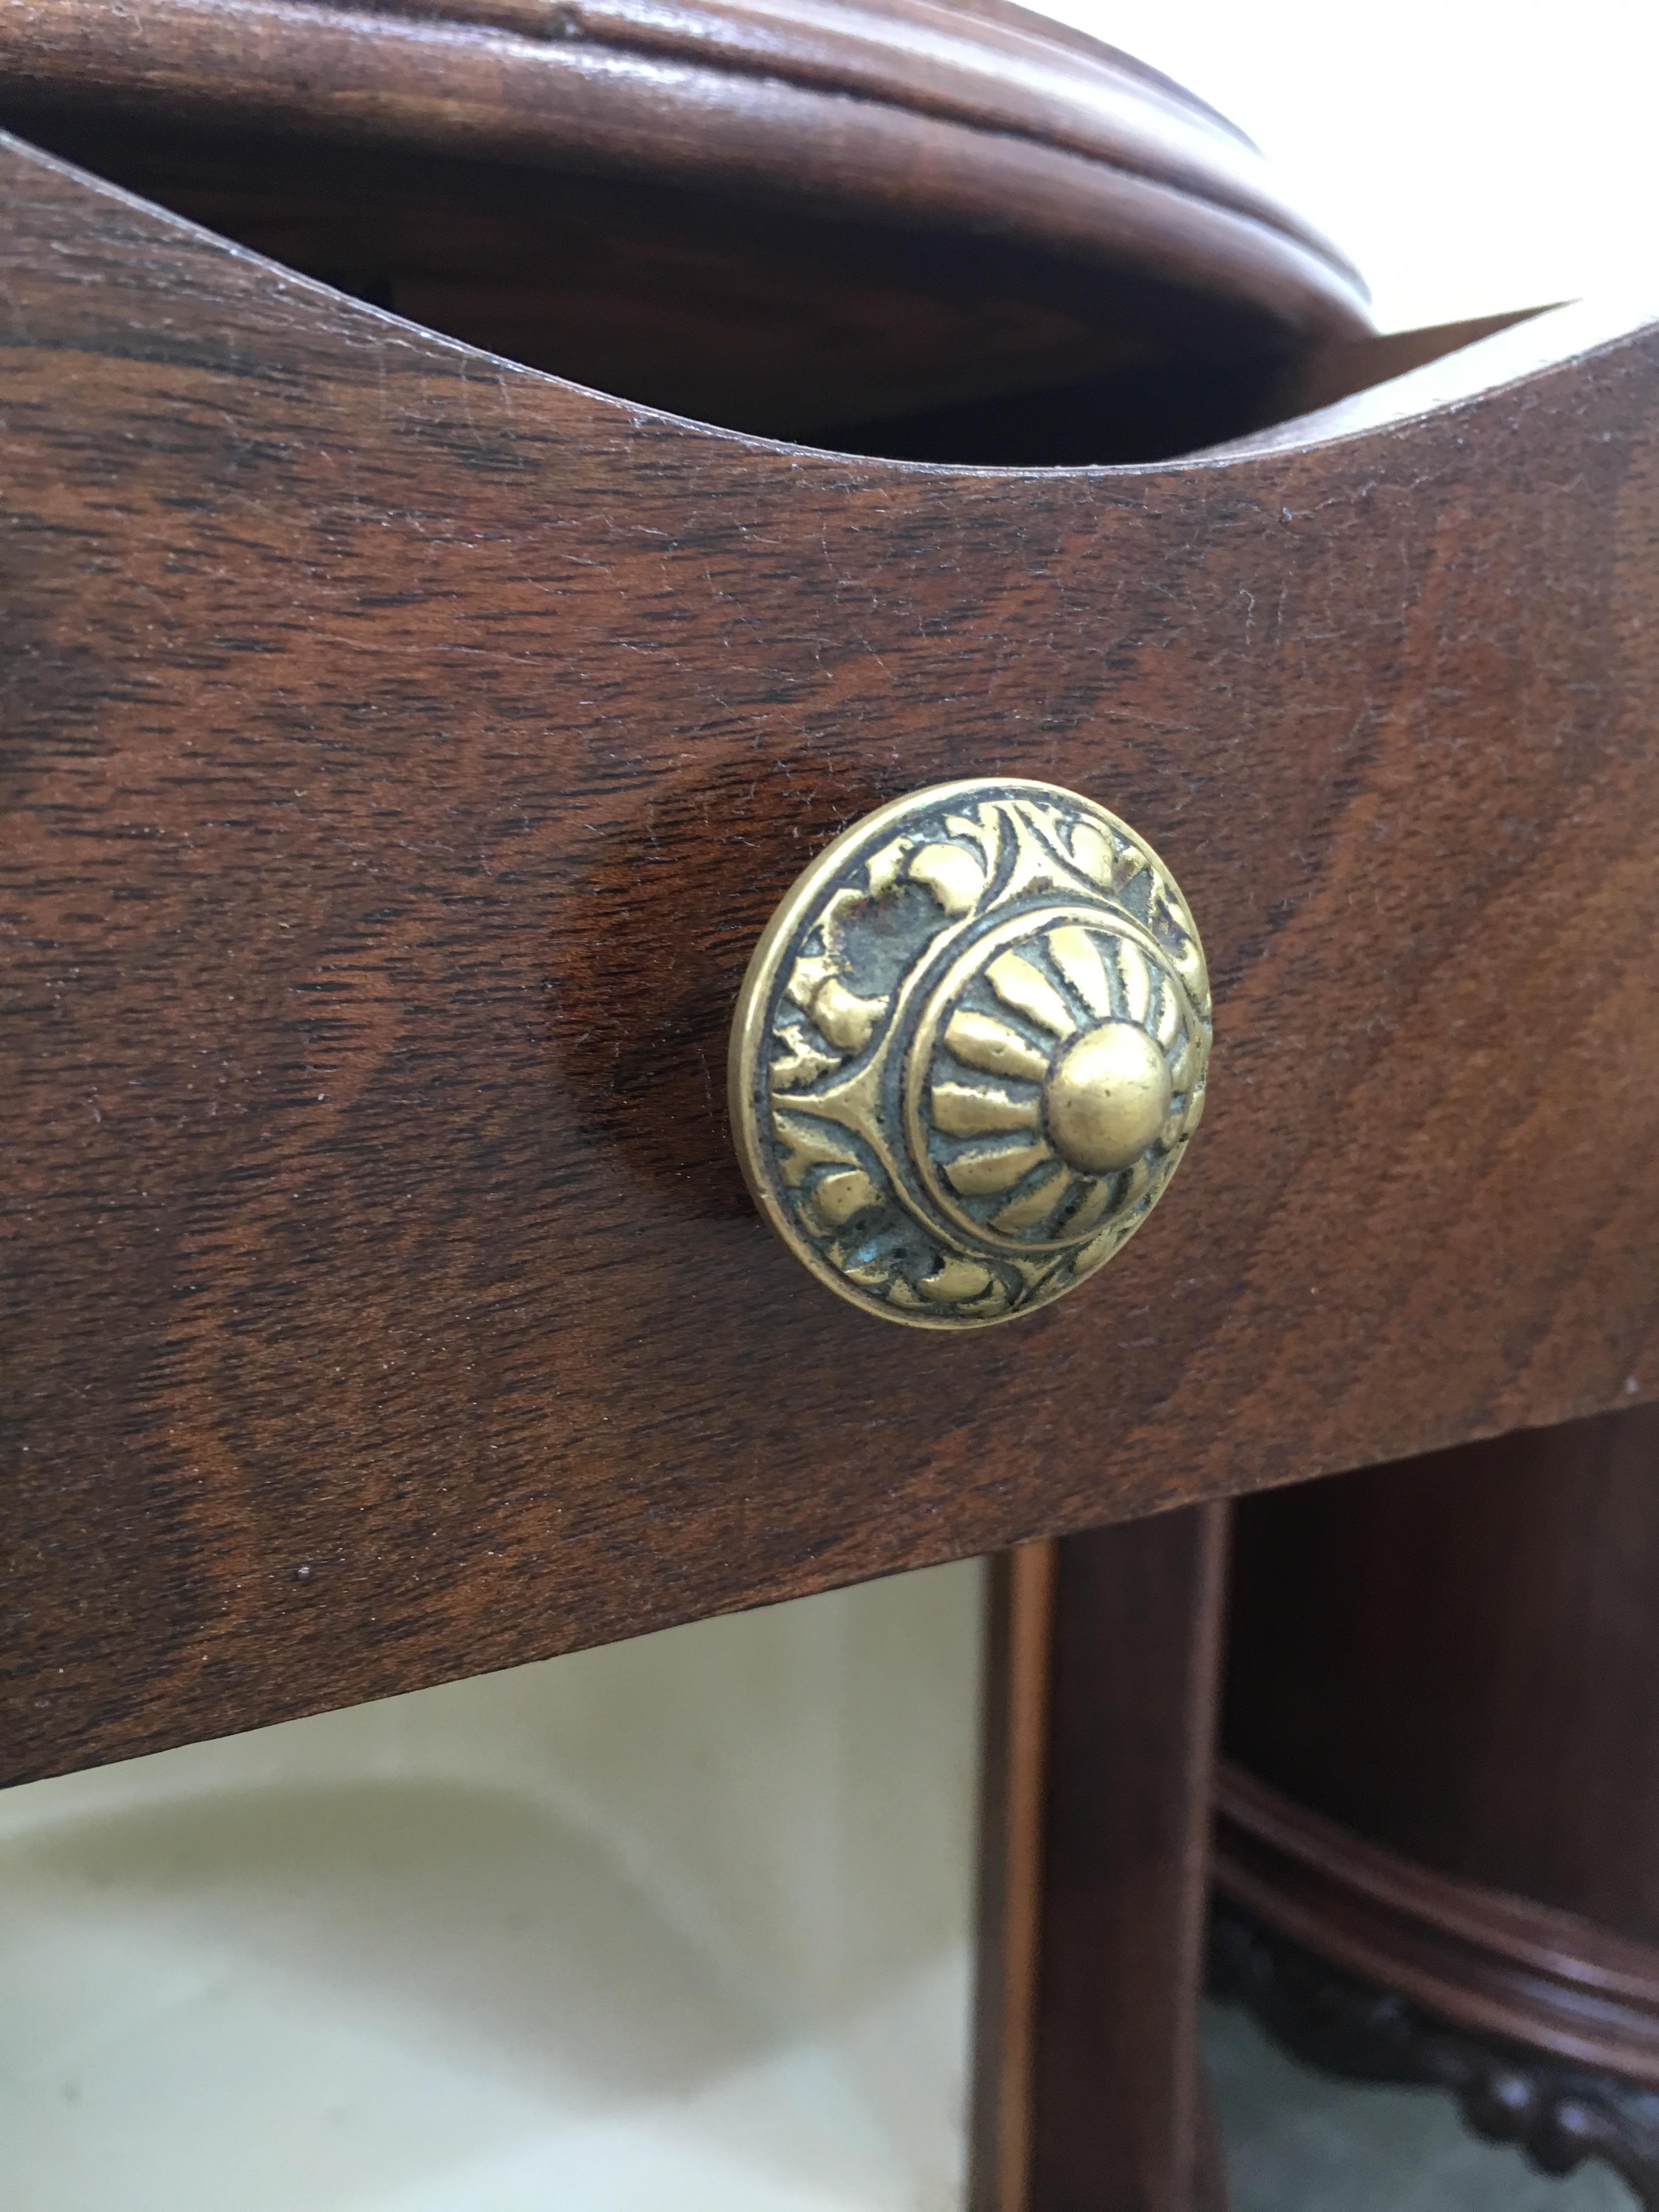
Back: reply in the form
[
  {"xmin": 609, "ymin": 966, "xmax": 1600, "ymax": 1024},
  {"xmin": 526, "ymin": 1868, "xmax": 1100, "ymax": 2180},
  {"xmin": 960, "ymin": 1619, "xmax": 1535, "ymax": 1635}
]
[
  {"xmin": 0, "ymin": 1565, "xmax": 982, "ymax": 2212},
  {"xmin": 1040, "ymin": 0, "xmax": 1659, "ymax": 334}
]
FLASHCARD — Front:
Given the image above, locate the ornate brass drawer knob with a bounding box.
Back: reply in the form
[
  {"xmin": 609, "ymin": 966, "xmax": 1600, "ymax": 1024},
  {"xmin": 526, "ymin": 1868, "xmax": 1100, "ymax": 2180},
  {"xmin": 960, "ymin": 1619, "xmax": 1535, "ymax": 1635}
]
[{"xmin": 730, "ymin": 778, "xmax": 1210, "ymax": 1328}]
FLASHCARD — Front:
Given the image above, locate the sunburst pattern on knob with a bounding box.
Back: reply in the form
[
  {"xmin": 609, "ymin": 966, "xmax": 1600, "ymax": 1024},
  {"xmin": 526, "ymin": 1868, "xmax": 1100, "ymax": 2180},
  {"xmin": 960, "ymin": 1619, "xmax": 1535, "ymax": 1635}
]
[{"xmin": 730, "ymin": 779, "xmax": 1211, "ymax": 1328}]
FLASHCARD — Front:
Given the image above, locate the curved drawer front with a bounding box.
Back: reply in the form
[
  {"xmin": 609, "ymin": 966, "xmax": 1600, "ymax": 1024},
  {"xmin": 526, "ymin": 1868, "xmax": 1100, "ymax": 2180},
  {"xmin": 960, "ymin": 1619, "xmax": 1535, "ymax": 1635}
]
[{"xmin": 4, "ymin": 134, "xmax": 1657, "ymax": 1780}]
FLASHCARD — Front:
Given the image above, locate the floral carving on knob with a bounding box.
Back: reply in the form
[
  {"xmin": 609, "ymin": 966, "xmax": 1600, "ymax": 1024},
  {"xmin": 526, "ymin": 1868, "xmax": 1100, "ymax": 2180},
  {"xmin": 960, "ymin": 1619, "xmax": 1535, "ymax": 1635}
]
[{"xmin": 730, "ymin": 780, "xmax": 1211, "ymax": 1328}]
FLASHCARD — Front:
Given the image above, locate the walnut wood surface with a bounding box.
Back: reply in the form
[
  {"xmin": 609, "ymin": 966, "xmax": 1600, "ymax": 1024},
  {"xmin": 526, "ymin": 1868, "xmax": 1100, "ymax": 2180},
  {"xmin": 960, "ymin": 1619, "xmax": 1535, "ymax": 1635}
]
[
  {"xmin": 1215, "ymin": 1760, "xmax": 1659, "ymax": 2085},
  {"xmin": 973, "ymin": 1542, "xmax": 1059, "ymax": 2212},
  {"xmin": 4, "ymin": 137, "xmax": 1658, "ymax": 1780},
  {"xmin": 0, "ymin": 0, "xmax": 1369, "ymax": 445},
  {"xmin": 971, "ymin": 1517, "xmax": 1230, "ymax": 2212},
  {"xmin": 0, "ymin": 0, "xmax": 1367, "ymax": 343},
  {"xmin": 1224, "ymin": 1408, "xmax": 1659, "ymax": 1939},
  {"xmin": 1027, "ymin": 1509, "xmax": 1229, "ymax": 2211},
  {"xmin": 0, "ymin": 121, "xmax": 1317, "ymax": 451},
  {"xmin": 1220, "ymin": 1404, "xmax": 1659, "ymax": 2084},
  {"xmin": 1210, "ymin": 1901, "xmax": 1659, "ymax": 2210}
]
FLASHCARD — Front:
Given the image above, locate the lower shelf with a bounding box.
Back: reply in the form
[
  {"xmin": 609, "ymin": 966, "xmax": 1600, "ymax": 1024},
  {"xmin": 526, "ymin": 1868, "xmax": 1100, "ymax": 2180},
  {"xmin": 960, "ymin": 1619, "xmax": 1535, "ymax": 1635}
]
[
  {"xmin": 1202, "ymin": 1993, "xmax": 1637, "ymax": 2212},
  {"xmin": 1211, "ymin": 1795, "xmax": 1659, "ymax": 2211},
  {"xmin": 1214, "ymin": 1760, "xmax": 1659, "ymax": 2083}
]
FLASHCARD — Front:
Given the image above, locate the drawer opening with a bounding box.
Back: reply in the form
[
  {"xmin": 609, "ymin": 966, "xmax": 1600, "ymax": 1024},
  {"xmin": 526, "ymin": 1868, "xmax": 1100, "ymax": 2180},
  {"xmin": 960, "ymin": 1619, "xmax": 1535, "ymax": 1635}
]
[{"xmin": 4, "ymin": 109, "xmax": 1369, "ymax": 465}]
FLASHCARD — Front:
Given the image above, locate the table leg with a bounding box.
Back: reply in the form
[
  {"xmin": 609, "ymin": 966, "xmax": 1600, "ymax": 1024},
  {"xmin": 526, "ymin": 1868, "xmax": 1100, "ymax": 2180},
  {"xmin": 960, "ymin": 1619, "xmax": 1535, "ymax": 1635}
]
[{"xmin": 972, "ymin": 1504, "xmax": 1231, "ymax": 2212}]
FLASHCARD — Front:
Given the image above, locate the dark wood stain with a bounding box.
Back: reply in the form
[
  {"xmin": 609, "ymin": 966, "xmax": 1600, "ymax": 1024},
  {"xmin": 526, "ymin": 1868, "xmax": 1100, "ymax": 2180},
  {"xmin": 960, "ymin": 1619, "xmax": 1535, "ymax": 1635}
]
[
  {"xmin": 1220, "ymin": 1402, "xmax": 1659, "ymax": 2086},
  {"xmin": 0, "ymin": 0, "xmax": 1367, "ymax": 335},
  {"xmin": 3, "ymin": 133, "xmax": 1657, "ymax": 1781},
  {"xmin": 972, "ymin": 1517, "xmax": 1231, "ymax": 2212},
  {"xmin": 972, "ymin": 1541, "xmax": 1059, "ymax": 2212},
  {"xmin": 1214, "ymin": 1753, "xmax": 1659, "ymax": 2086},
  {"xmin": 1226, "ymin": 1407, "xmax": 1659, "ymax": 1932},
  {"xmin": 1029, "ymin": 1509, "xmax": 1231, "ymax": 2212},
  {"xmin": 0, "ymin": 0, "xmax": 1370, "ymax": 453}
]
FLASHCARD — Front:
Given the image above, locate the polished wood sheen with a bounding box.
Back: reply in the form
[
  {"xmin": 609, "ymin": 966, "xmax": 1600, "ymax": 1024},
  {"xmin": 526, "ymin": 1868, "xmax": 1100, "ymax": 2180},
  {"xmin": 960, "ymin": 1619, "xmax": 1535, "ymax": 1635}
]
[
  {"xmin": 1207, "ymin": 1895, "xmax": 1659, "ymax": 2209},
  {"xmin": 1220, "ymin": 1403, "xmax": 1659, "ymax": 2082},
  {"xmin": 1031, "ymin": 1509, "xmax": 1230, "ymax": 2212},
  {"xmin": 974, "ymin": 1543, "xmax": 1060, "ymax": 2212},
  {"xmin": 1215, "ymin": 1762, "xmax": 1659, "ymax": 2085},
  {"xmin": 4, "ymin": 128, "xmax": 1658, "ymax": 1780},
  {"xmin": 973, "ymin": 1513, "xmax": 1230, "ymax": 2212},
  {"xmin": 0, "ymin": 0, "xmax": 1365, "ymax": 322},
  {"xmin": 1224, "ymin": 1407, "xmax": 1659, "ymax": 1931},
  {"xmin": 0, "ymin": 0, "xmax": 1370, "ymax": 444}
]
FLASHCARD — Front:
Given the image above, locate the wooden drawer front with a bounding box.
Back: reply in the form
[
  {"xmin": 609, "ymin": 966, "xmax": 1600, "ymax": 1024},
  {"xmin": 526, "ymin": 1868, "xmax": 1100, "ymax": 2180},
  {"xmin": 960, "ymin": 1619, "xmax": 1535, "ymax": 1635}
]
[{"xmin": 4, "ymin": 135, "xmax": 1657, "ymax": 1780}]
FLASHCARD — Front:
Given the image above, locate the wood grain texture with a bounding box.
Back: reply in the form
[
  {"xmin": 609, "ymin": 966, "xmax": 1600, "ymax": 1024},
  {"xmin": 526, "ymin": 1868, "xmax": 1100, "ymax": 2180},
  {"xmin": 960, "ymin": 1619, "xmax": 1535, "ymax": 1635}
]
[
  {"xmin": 1028, "ymin": 1508, "xmax": 1229, "ymax": 2212},
  {"xmin": 3, "ymin": 139, "xmax": 1658, "ymax": 1780},
  {"xmin": 0, "ymin": 0, "xmax": 1369, "ymax": 447},
  {"xmin": 1215, "ymin": 1758, "xmax": 1659, "ymax": 2086},
  {"xmin": 0, "ymin": 0, "xmax": 1367, "ymax": 349},
  {"xmin": 1220, "ymin": 1402, "xmax": 1659, "ymax": 2085},
  {"xmin": 0, "ymin": 119, "xmax": 1314, "ymax": 448},
  {"xmin": 970, "ymin": 1519, "xmax": 1229, "ymax": 2212},
  {"xmin": 972, "ymin": 1541, "xmax": 1059, "ymax": 2212},
  {"xmin": 1210, "ymin": 1900, "xmax": 1659, "ymax": 2210},
  {"xmin": 1224, "ymin": 1407, "xmax": 1659, "ymax": 1937}
]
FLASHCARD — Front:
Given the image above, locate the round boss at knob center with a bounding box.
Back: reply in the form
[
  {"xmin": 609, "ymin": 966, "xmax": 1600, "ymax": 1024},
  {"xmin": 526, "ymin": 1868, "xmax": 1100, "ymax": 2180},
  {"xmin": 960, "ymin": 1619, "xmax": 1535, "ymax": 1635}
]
[{"xmin": 1045, "ymin": 1020, "xmax": 1175, "ymax": 1174}]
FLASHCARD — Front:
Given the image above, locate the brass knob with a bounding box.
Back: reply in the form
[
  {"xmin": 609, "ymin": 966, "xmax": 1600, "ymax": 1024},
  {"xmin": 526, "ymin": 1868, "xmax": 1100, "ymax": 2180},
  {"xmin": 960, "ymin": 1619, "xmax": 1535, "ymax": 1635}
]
[{"xmin": 730, "ymin": 779, "xmax": 1210, "ymax": 1329}]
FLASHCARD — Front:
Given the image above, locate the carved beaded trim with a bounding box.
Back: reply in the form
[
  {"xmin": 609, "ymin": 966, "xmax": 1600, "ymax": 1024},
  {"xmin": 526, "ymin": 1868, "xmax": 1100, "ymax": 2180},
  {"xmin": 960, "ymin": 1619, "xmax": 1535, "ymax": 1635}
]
[
  {"xmin": 729, "ymin": 778, "xmax": 1211, "ymax": 1328},
  {"xmin": 1210, "ymin": 1899, "xmax": 1659, "ymax": 2209}
]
